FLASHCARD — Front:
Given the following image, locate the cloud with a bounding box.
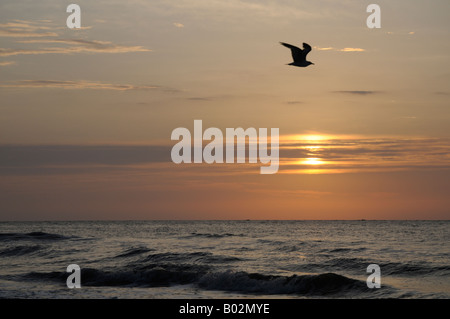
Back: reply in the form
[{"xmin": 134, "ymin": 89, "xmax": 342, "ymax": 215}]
[
  {"xmin": 2, "ymin": 136, "xmax": 449, "ymax": 177},
  {"xmin": 0, "ymin": 61, "xmax": 16, "ymax": 66},
  {"xmin": 244, "ymin": 187, "xmax": 332, "ymax": 198},
  {"xmin": 400, "ymin": 116, "xmax": 417, "ymax": 120},
  {"xmin": 0, "ymin": 80, "xmax": 160, "ymax": 91},
  {"xmin": 0, "ymin": 21, "xmax": 57, "ymax": 38},
  {"xmin": 0, "ymin": 39, "xmax": 150, "ymax": 57},
  {"xmin": 339, "ymin": 48, "xmax": 365, "ymax": 52},
  {"xmin": 0, "ymin": 20, "xmax": 150, "ymax": 56},
  {"xmin": 173, "ymin": 22, "xmax": 185, "ymax": 28},
  {"xmin": 0, "ymin": 144, "xmax": 172, "ymax": 176},
  {"xmin": 334, "ymin": 90, "xmax": 380, "ymax": 95},
  {"xmin": 279, "ymin": 136, "xmax": 450, "ymax": 174},
  {"xmin": 285, "ymin": 101, "xmax": 303, "ymax": 105},
  {"xmin": 187, "ymin": 97, "xmax": 211, "ymax": 101},
  {"xmin": 313, "ymin": 47, "xmax": 366, "ymax": 52},
  {"xmin": 314, "ymin": 46, "xmax": 365, "ymax": 52},
  {"xmin": 0, "ymin": 144, "xmax": 170, "ymax": 166},
  {"xmin": 0, "ymin": 29, "xmax": 57, "ymax": 38},
  {"xmin": 386, "ymin": 31, "xmax": 416, "ymax": 36}
]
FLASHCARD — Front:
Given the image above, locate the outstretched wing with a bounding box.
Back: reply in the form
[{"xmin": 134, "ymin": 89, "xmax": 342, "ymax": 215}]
[
  {"xmin": 302, "ymin": 43, "xmax": 312, "ymax": 56},
  {"xmin": 280, "ymin": 42, "xmax": 305, "ymax": 63}
]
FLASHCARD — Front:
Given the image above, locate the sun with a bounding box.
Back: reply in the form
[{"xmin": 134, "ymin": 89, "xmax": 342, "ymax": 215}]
[
  {"xmin": 303, "ymin": 158, "xmax": 323, "ymax": 165},
  {"xmin": 302, "ymin": 135, "xmax": 326, "ymax": 141}
]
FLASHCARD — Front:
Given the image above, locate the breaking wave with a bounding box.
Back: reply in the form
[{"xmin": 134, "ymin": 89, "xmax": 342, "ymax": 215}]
[{"xmin": 20, "ymin": 267, "xmax": 370, "ymax": 296}]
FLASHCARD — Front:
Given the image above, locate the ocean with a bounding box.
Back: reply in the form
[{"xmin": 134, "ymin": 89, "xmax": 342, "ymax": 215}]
[{"xmin": 0, "ymin": 220, "xmax": 449, "ymax": 299}]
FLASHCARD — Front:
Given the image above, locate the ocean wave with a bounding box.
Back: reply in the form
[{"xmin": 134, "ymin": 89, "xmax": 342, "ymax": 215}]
[
  {"xmin": 83, "ymin": 267, "xmax": 200, "ymax": 287},
  {"xmin": 256, "ymin": 239, "xmax": 286, "ymax": 246},
  {"xmin": 278, "ymin": 244, "xmax": 305, "ymax": 252},
  {"xmin": 299, "ymin": 257, "xmax": 450, "ymax": 276},
  {"xmin": 19, "ymin": 266, "xmax": 202, "ymax": 288},
  {"xmin": 0, "ymin": 232, "xmax": 72, "ymax": 241},
  {"xmin": 381, "ymin": 262, "xmax": 450, "ymax": 276},
  {"xmin": 19, "ymin": 267, "xmax": 369, "ymax": 296},
  {"xmin": 141, "ymin": 252, "xmax": 242, "ymax": 264},
  {"xmin": 0, "ymin": 245, "xmax": 44, "ymax": 257},
  {"xmin": 198, "ymin": 271, "xmax": 369, "ymax": 295},
  {"xmin": 183, "ymin": 232, "xmax": 243, "ymax": 239},
  {"xmin": 115, "ymin": 247, "xmax": 155, "ymax": 258},
  {"xmin": 21, "ymin": 271, "xmax": 66, "ymax": 281},
  {"xmin": 327, "ymin": 247, "xmax": 367, "ymax": 253}
]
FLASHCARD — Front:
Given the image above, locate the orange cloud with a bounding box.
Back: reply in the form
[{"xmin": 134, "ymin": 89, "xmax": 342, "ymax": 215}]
[{"xmin": 314, "ymin": 46, "xmax": 365, "ymax": 52}]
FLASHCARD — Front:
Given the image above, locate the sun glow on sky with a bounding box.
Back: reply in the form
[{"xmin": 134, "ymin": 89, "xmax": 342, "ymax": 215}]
[
  {"xmin": 302, "ymin": 158, "xmax": 323, "ymax": 165},
  {"xmin": 284, "ymin": 134, "xmax": 335, "ymax": 143},
  {"xmin": 0, "ymin": 0, "xmax": 449, "ymax": 220}
]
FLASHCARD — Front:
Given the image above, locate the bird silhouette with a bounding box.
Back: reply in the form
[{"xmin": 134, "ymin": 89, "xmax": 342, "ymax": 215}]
[{"xmin": 280, "ymin": 42, "xmax": 314, "ymax": 67}]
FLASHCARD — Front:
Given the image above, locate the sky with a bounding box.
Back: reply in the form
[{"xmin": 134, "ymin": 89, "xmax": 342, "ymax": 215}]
[{"xmin": 1, "ymin": 0, "xmax": 449, "ymax": 220}]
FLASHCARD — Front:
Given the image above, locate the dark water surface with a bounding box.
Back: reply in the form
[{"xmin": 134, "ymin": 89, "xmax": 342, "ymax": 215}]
[{"xmin": 0, "ymin": 220, "xmax": 448, "ymax": 298}]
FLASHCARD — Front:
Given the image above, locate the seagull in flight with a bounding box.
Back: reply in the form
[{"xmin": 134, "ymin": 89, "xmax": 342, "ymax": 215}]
[{"xmin": 280, "ymin": 42, "xmax": 314, "ymax": 67}]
